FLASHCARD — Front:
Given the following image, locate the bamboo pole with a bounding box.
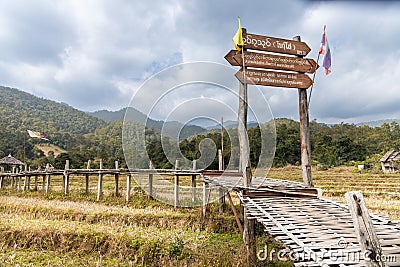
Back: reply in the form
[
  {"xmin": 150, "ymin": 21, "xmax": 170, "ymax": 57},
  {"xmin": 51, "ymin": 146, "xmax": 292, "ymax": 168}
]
[
  {"xmin": 126, "ymin": 174, "xmax": 131, "ymax": 202},
  {"xmin": 114, "ymin": 161, "xmax": 119, "ymax": 197},
  {"xmin": 97, "ymin": 159, "xmax": 103, "ymax": 201},
  {"xmin": 64, "ymin": 160, "xmax": 70, "ymax": 196}
]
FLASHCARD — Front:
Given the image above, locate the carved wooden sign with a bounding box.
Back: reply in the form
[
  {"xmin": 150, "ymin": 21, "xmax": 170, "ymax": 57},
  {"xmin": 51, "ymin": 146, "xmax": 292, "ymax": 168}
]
[
  {"xmin": 235, "ymin": 68, "xmax": 313, "ymax": 89},
  {"xmin": 225, "ymin": 50, "xmax": 318, "ymax": 74},
  {"xmin": 242, "ymin": 32, "xmax": 311, "ymax": 56}
]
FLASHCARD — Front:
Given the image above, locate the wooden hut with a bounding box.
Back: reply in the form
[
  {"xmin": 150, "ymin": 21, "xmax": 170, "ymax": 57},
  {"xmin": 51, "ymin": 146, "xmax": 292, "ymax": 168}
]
[
  {"xmin": 379, "ymin": 150, "xmax": 400, "ymax": 173},
  {"xmin": 0, "ymin": 154, "xmax": 24, "ymax": 172}
]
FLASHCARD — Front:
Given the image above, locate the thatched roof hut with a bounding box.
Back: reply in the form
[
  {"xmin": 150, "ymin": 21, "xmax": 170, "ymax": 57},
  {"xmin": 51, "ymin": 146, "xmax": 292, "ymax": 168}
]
[
  {"xmin": 0, "ymin": 154, "xmax": 24, "ymax": 166},
  {"xmin": 380, "ymin": 150, "xmax": 400, "ymax": 173}
]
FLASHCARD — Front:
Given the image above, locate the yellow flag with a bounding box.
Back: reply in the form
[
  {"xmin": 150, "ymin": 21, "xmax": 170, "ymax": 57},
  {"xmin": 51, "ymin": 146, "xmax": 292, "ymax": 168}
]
[{"xmin": 232, "ymin": 17, "xmax": 243, "ymax": 51}]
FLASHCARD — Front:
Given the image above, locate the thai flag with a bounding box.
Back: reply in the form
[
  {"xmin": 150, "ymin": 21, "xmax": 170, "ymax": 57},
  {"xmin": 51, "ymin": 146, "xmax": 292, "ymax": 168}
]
[
  {"xmin": 319, "ymin": 25, "xmax": 332, "ymax": 75},
  {"xmin": 27, "ymin": 130, "xmax": 50, "ymax": 141},
  {"xmin": 323, "ymin": 42, "xmax": 332, "ymax": 75}
]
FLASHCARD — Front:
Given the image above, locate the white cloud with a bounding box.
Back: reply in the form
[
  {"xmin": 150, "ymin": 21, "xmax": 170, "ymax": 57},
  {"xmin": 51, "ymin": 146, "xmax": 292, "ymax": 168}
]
[{"xmin": 0, "ymin": 0, "xmax": 399, "ymax": 123}]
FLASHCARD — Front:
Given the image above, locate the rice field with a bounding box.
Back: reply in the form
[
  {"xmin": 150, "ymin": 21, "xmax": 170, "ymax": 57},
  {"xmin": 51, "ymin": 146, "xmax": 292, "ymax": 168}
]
[
  {"xmin": 268, "ymin": 165, "xmax": 400, "ymax": 221},
  {"xmin": 0, "ymin": 166, "xmax": 398, "ymax": 266}
]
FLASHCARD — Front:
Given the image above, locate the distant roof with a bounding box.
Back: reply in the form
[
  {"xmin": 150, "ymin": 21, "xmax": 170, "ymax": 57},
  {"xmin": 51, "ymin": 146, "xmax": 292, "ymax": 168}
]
[
  {"xmin": 380, "ymin": 150, "xmax": 400, "ymax": 162},
  {"xmin": 0, "ymin": 154, "xmax": 24, "ymax": 165}
]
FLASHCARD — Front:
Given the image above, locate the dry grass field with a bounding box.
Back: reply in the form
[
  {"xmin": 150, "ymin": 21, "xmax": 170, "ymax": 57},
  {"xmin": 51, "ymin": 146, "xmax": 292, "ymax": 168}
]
[
  {"xmin": 268, "ymin": 165, "xmax": 400, "ymax": 221},
  {"xmin": 0, "ymin": 166, "xmax": 398, "ymax": 266}
]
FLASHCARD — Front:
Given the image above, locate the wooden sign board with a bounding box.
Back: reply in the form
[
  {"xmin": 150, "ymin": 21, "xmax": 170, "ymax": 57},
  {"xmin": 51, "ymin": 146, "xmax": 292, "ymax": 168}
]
[
  {"xmin": 243, "ymin": 32, "xmax": 311, "ymax": 56},
  {"xmin": 235, "ymin": 68, "xmax": 313, "ymax": 89},
  {"xmin": 225, "ymin": 50, "xmax": 318, "ymax": 74}
]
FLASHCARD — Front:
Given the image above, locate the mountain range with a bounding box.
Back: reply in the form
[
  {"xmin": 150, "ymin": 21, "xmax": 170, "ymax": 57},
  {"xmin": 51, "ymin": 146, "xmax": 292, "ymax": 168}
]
[{"xmin": 1, "ymin": 85, "xmax": 399, "ymax": 168}]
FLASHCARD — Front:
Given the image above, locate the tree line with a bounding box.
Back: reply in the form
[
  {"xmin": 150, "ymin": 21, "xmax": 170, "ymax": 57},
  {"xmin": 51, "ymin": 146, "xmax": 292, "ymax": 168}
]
[{"xmin": 15, "ymin": 118, "xmax": 400, "ymax": 171}]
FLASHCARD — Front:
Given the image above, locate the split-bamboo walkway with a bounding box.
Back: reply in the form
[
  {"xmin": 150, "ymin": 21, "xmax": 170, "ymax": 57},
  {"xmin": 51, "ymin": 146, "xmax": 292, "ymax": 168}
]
[{"xmin": 202, "ymin": 173, "xmax": 400, "ymax": 266}]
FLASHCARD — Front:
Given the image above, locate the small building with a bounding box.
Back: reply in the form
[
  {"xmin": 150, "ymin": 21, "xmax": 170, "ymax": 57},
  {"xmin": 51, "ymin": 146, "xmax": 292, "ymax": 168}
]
[
  {"xmin": 0, "ymin": 154, "xmax": 25, "ymax": 172},
  {"xmin": 380, "ymin": 150, "xmax": 400, "ymax": 173}
]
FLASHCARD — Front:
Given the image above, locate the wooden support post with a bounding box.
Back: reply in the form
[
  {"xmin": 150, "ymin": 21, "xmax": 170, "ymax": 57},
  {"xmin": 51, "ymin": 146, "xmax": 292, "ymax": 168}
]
[
  {"xmin": 175, "ymin": 159, "xmax": 179, "ymax": 170},
  {"xmin": 85, "ymin": 174, "xmax": 89, "ymax": 194},
  {"xmin": 42, "ymin": 175, "xmax": 45, "ymax": 192},
  {"xmin": 237, "ymin": 41, "xmax": 256, "ymax": 266},
  {"xmin": 27, "ymin": 176, "xmax": 31, "ymax": 190},
  {"xmin": 226, "ymin": 192, "xmax": 243, "ymax": 234},
  {"xmin": 191, "ymin": 174, "xmax": 197, "ymax": 203},
  {"xmin": 218, "ymin": 149, "xmax": 225, "ymax": 213},
  {"xmin": 148, "ymin": 173, "xmax": 153, "ymax": 199},
  {"xmin": 346, "ymin": 191, "xmax": 386, "ymax": 267},
  {"xmin": 34, "ymin": 176, "xmax": 38, "ymax": 191},
  {"xmin": 97, "ymin": 173, "xmax": 103, "ymax": 201},
  {"xmin": 174, "ymin": 174, "xmax": 179, "ymax": 208},
  {"xmin": 97, "ymin": 159, "xmax": 103, "ymax": 201},
  {"xmin": 294, "ymin": 35, "xmax": 313, "ymax": 187},
  {"xmin": 114, "ymin": 161, "xmax": 119, "ymax": 197},
  {"xmin": 192, "ymin": 160, "xmax": 197, "ymax": 170},
  {"xmin": 11, "ymin": 175, "xmax": 14, "ymax": 188},
  {"xmin": 85, "ymin": 160, "xmax": 90, "ymax": 194},
  {"xmin": 219, "ymin": 188, "xmax": 225, "ymax": 213},
  {"xmin": 0, "ymin": 176, "xmax": 3, "ymax": 189},
  {"xmin": 237, "ymin": 48, "xmax": 250, "ymax": 175},
  {"xmin": 126, "ymin": 174, "xmax": 131, "ymax": 202},
  {"xmin": 45, "ymin": 174, "xmax": 50, "ymax": 193},
  {"xmin": 17, "ymin": 176, "xmax": 21, "ymax": 192},
  {"xmin": 64, "ymin": 160, "xmax": 69, "ymax": 196},
  {"xmin": 23, "ymin": 176, "xmax": 27, "ymax": 191},
  {"xmin": 218, "ymin": 149, "xmax": 223, "ymax": 171},
  {"xmin": 202, "ymin": 182, "xmax": 209, "ymax": 217},
  {"xmin": 221, "ymin": 116, "xmax": 225, "ymax": 170},
  {"xmin": 243, "ymin": 167, "xmax": 256, "ymax": 266}
]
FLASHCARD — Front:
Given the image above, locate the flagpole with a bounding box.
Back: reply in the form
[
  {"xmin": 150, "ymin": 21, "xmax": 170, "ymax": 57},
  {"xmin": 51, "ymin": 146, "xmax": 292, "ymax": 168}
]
[
  {"xmin": 307, "ymin": 52, "xmax": 321, "ymax": 106},
  {"xmin": 23, "ymin": 130, "xmax": 26, "ymax": 164}
]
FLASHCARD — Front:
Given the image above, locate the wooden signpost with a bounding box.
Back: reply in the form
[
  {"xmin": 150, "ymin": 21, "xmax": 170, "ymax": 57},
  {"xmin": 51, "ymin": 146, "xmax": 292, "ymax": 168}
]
[
  {"xmin": 226, "ymin": 28, "xmax": 315, "ymax": 266},
  {"xmin": 242, "ymin": 32, "xmax": 311, "ymax": 56},
  {"xmin": 235, "ymin": 68, "xmax": 313, "ymax": 89},
  {"xmin": 225, "ymin": 30, "xmax": 314, "ymax": 188},
  {"xmin": 225, "ymin": 50, "xmax": 318, "ymax": 74}
]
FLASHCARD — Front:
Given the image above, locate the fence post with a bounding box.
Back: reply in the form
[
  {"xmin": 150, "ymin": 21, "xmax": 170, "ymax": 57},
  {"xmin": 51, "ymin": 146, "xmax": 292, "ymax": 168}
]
[
  {"xmin": 64, "ymin": 160, "xmax": 70, "ymax": 196},
  {"xmin": 45, "ymin": 164, "xmax": 50, "ymax": 193},
  {"xmin": 17, "ymin": 175, "xmax": 21, "ymax": 192},
  {"xmin": 85, "ymin": 160, "xmax": 90, "ymax": 194},
  {"xmin": 34, "ymin": 175, "xmax": 38, "ymax": 191},
  {"xmin": 126, "ymin": 174, "xmax": 131, "ymax": 202},
  {"xmin": 42, "ymin": 175, "xmax": 46, "ymax": 192},
  {"xmin": 346, "ymin": 191, "xmax": 386, "ymax": 267},
  {"xmin": 192, "ymin": 160, "xmax": 197, "ymax": 203},
  {"xmin": 97, "ymin": 159, "xmax": 103, "ymax": 201},
  {"xmin": 174, "ymin": 174, "xmax": 179, "ymax": 208},
  {"xmin": 114, "ymin": 161, "xmax": 119, "ymax": 197},
  {"xmin": 202, "ymin": 182, "xmax": 209, "ymax": 217},
  {"xmin": 148, "ymin": 173, "xmax": 153, "ymax": 199},
  {"xmin": 23, "ymin": 175, "xmax": 27, "ymax": 191}
]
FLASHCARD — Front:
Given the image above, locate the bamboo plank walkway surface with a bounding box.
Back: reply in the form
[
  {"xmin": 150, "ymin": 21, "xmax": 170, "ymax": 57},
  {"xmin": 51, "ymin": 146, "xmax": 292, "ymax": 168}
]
[{"xmin": 202, "ymin": 173, "xmax": 400, "ymax": 266}]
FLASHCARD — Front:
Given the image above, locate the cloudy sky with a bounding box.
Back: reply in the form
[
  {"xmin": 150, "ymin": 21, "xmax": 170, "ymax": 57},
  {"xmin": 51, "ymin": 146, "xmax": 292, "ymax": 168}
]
[{"xmin": 0, "ymin": 0, "xmax": 399, "ymax": 124}]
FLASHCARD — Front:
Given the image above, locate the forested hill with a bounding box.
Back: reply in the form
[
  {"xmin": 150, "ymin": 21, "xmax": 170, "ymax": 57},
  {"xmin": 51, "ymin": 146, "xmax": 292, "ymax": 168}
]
[
  {"xmin": 0, "ymin": 86, "xmax": 106, "ymax": 160},
  {"xmin": 0, "ymin": 86, "xmax": 106, "ymax": 134},
  {"xmin": 90, "ymin": 107, "xmax": 207, "ymax": 140},
  {"xmin": 2, "ymin": 85, "xmax": 400, "ymax": 172}
]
